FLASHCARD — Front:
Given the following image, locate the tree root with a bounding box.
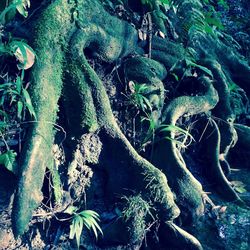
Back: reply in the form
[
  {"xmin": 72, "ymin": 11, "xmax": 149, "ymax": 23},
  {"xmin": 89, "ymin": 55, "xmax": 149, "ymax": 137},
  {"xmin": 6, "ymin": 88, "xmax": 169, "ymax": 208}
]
[
  {"xmin": 159, "ymin": 221, "xmax": 203, "ymax": 250},
  {"xmin": 203, "ymin": 118, "xmax": 242, "ymax": 203},
  {"xmin": 152, "ymin": 76, "xmax": 218, "ymax": 219},
  {"xmin": 12, "ymin": 0, "xmax": 75, "ymax": 236}
]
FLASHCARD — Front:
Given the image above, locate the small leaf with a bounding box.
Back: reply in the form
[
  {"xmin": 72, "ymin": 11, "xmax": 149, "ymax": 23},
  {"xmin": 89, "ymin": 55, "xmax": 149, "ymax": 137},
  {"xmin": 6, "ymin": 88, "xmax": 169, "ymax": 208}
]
[
  {"xmin": 0, "ymin": 150, "xmax": 17, "ymax": 174},
  {"xmin": 17, "ymin": 100, "xmax": 23, "ymax": 119},
  {"xmin": 159, "ymin": 124, "xmax": 195, "ymax": 141},
  {"xmin": 22, "ymin": 88, "xmax": 37, "ymax": 119},
  {"xmin": 11, "ymin": 41, "xmax": 35, "ymax": 70},
  {"xmin": 69, "ymin": 210, "xmax": 103, "ymax": 248},
  {"xmin": 15, "ymin": 76, "xmax": 22, "ymax": 94},
  {"xmin": 234, "ymin": 186, "xmax": 247, "ymax": 194},
  {"xmin": 158, "ymin": 30, "xmax": 165, "ymax": 38},
  {"xmin": 231, "ymin": 180, "xmax": 247, "ymax": 193},
  {"xmin": 185, "ymin": 59, "xmax": 213, "ymax": 77},
  {"xmin": 170, "ymin": 73, "xmax": 179, "ymax": 81},
  {"xmin": 75, "ymin": 216, "xmax": 83, "ymax": 248},
  {"xmin": 219, "ymin": 206, "xmax": 227, "ymax": 214},
  {"xmin": 128, "ymin": 81, "xmax": 135, "ymax": 93}
]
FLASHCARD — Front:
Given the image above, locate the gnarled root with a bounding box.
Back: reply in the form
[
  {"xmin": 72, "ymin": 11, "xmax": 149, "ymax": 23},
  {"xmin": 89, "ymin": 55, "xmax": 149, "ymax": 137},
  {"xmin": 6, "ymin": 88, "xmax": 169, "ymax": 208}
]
[
  {"xmin": 202, "ymin": 118, "xmax": 242, "ymax": 202},
  {"xmin": 152, "ymin": 76, "xmax": 218, "ymax": 220}
]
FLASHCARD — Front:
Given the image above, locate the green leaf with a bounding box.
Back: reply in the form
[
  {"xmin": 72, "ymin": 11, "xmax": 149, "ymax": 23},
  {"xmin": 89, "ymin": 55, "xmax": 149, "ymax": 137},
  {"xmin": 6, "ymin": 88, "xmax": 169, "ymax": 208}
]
[
  {"xmin": 22, "ymin": 88, "xmax": 37, "ymax": 119},
  {"xmin": 74, "ymin": 216, "xmax": 83, "ymax": 249},
  {"xmin": 185, "ymin": 59, "xmax": 213, "ymax": 77},
  {"xmin": 9, "ymin": 40, "xmax": 35, "ymax": 69},
  {"xmin": 15, "ymin": 0, "xmax": 30, "ymax": 18},
  {"xmin": 17, "ymin": 100, "xmax": 23, "ymax": 119},
  {"xmin": 164, "ymin": 136, "xmax": 185, "ymax": 147},
  {"xmin": 0, "ymin": 150, "xmax": 17, "ymax": 174},
  {"xmin": 69, "ymin": 210, "xmax": 102, "ymax": 248},
  {"xmin": 79, "ymin": 210, "xmax": 100, "ymax": 218},
  {"xmin": 142, "ymin": 96, "xmax": 152, "ymax": 111},
  {"xmin": 16, "ymin": 76, "xmax": 22, "ymax": 94},
  {"xmin": 159, "ymin": 124, "xmax": 194, "ymax": 138},
  {"xmin": 70, "ymin": 215, "xmax": 83, "ymax": 249},
  {"xmin": 171, "ymin": 73, "xmax": 179, "ymax": 81},
  {"xmin": 231, "ymin": 181, "xmax": 247, "ymax": 194},
  {"xmin": 0, "ymin": 82, "xmax": 14, "ymax": 89}
]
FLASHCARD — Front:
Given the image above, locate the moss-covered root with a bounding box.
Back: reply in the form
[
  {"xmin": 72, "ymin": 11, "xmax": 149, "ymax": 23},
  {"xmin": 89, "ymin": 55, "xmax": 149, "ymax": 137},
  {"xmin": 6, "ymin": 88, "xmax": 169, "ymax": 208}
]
[
  {"xmin": 12, "ymin": 0, "xmax": 74, "ymax": 237},
  {"xmin": 202, "ymin": 59, "xmax": 238, "ymax": 174},
  {"xmin": 159, "ymin": 222, "xmax": 203, "ymax": 250},
  {"xmin": 12, "ymin": 0, "xmax": 137, "ymax": 237},
  {"xmin": 121, "ymin": 195, "xmax": 203, "ymax": 249},
  {"xmin": 65, "ymin": 37, "xmax": 180, "ymax": 225},
  {"xmin": 152, "ymin": 76, "xmax": 219, "ymax": 219},
  {"xmin": 204, "ymin": 119, "xmax": 242, "ymax": 202},
  {"xmin": 63, "ymin": 9, "xmax": 181, "ymax": 239},
  {"xmin": 124, "ymin": 56, "xmax": 167, "ymax": 119},
  {"xmin": 151, "ymin": 36, "xmax": 185, "ymax": 70}
]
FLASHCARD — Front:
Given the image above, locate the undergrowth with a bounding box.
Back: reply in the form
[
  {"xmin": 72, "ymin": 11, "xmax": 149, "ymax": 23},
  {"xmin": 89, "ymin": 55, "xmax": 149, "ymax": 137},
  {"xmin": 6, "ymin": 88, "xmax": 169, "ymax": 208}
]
[{"xmin": 0, "ymin": 0, "xmax": 36, "ymax": 173}]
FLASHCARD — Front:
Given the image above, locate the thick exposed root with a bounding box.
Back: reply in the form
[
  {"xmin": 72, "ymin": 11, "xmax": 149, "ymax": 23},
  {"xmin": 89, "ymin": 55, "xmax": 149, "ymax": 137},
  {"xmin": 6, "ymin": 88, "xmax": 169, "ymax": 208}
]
[
  {"xmin": 64, "ymin": 27, "xmax": 180, "ymax": 224},
  {"xmin": 152, "ymin": 76, "xmax": 218, "ymax": 218},
  {"xmin": 12, "ymin": 0, "xmax": 75, "ymax": 236},
  {"xmin": 203, "ymin": 119, "xmax": 242, "ymax": 202},
  {"xmin": 159, "ymin": 222, "xmax": 203, "ymax": 250}
]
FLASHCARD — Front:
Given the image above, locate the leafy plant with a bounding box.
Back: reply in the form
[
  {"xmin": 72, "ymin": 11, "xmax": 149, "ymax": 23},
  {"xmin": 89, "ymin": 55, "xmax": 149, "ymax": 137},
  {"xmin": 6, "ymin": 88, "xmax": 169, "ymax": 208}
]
[
  {"xmin": 202, "ymin": 0, "xmax": 229, "ymax": 10},
  {"xmin": 0, "ymin": 37, "xmax": 36, "ymax": 70},
  {"xmin": 141, "ymin": 112, "xmax": 194, "ymax": 156},
  {"xmin": 231, "ymin": 181, "xmax": 247, "ymax": 194},
  {"xmin": 169, "ymin": 57, "xmax": 213, "ymax": 83},
  {"xmin": 141, "ymin": 112, "xmax": 158, "ymax": 145},
  {"xmin": 127, "ymin": 81, "xmax": 152, "ymax": 112},
  {"xmin": 158, "ymin": 123, "xmax": 195, "ymax": 148},
  {"xmin": 65, "ymin": 207, "xmax": 103, "ymax": 249},
  {"xmin": 0, "ymin": 0, "xmax": 35, "ymax": 174},
  {"xmin": 0, "ymin": 70, "xmax": 36, "ymax": 119},
  {"xmin": 0, "ymin": 0, "xmax": 30, "ymax": 24}
]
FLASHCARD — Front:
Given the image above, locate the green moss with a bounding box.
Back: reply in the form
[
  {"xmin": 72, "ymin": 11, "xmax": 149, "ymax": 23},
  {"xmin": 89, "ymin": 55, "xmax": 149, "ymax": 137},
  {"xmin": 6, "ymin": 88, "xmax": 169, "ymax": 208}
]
[
  {"xmin": 125, "ymin": 56, "xmax": 167, "ymax": 81},
  {"xmin": 12, "ymin": 0, "xmax": 75, "ymax": 236},
  {"xmin": 122, "ymin": 194, "xmax": 153, "ymax": 243}
]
